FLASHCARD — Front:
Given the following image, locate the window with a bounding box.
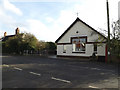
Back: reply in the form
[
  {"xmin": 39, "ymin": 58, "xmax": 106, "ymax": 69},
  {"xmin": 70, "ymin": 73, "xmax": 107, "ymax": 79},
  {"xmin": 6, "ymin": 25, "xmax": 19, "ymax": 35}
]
[
  {"xmin": 94, "ymin": 44, "xmax": 97, "ymax": 54},
  {"xmin": 72, "ymin": 37, "xmax": 86, "ymax": 52},
  {"xmin": 63, "ymin": 45, "xmax": 66, "ymax": 53}
]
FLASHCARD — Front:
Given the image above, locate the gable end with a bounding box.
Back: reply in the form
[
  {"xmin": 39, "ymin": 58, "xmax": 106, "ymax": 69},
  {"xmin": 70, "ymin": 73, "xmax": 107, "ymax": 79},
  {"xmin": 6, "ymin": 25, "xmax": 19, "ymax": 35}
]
[{"xmin": 55, "ymin": 17, "xmax": 107, "ymax": 43}]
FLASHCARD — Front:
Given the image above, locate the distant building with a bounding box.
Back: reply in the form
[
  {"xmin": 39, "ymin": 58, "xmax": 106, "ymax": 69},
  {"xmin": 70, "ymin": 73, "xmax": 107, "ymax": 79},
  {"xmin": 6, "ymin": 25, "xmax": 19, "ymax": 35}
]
[
  {"xmin": 55, "ymin": 17, "xmax": 107, "ymax": 60},
  {"xmin": 2, "ymin": 28, "xmax": 20, "ymax": 41}
]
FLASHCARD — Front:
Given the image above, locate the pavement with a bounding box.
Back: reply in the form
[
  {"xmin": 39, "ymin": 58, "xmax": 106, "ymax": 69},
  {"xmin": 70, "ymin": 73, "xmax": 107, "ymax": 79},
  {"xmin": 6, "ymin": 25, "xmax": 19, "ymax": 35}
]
[{"xmin": 2, "ymin": 55, "xmax": 119, "ymax": 89}]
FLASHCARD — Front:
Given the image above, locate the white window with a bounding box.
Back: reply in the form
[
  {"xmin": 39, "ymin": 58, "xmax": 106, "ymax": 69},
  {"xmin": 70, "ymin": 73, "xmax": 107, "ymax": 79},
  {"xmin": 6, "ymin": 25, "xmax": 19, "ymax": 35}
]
[
  {"xmin": 72, "ymin": 38, "xmax": 86, "ymax": 52},
  {"xmin": 63, "ymin": 45, "xmax": 66, "ymax": 53}
]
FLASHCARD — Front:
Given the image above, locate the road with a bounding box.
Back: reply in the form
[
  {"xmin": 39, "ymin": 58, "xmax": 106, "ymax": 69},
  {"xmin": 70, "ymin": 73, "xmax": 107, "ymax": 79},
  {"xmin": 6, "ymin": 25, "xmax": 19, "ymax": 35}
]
[{"xmin": 2, "ymin": 55, "xmax": 119, "ymax": 89}]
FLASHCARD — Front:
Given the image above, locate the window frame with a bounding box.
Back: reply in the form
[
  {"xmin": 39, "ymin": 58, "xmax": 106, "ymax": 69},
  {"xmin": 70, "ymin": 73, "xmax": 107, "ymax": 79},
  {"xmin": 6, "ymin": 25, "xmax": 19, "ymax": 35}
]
[{"xmin": 71, "ymin": 36, "xmax": 87, "ymax": 53}]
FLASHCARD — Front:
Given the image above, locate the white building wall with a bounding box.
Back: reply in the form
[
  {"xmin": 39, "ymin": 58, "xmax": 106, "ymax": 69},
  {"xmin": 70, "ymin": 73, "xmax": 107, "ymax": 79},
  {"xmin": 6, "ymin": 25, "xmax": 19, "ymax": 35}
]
[
  {"xmin": 86, "ymin": 44, "xmax": 93, "ymax": 56},
  {"xmin": 58, "ymin": 21, "xmax": 105, "ymax": 43},
  {"xmin": 57, "ymin": 44, "xmax": 106, "ymax": 57},
  {"xmin": 97, "ymin": 44, "xmax": 106, "ymax": 56},
  {"xmin": 66, "ymin": 45, "xmax": 72, "ymax": 54},
  {"xmin": 57, "ymin": 21, "xmax": 106, "ymax": 57},
  {"xmin": 57, "ymin": 45, "xmax": 63, "ymax": 55}
]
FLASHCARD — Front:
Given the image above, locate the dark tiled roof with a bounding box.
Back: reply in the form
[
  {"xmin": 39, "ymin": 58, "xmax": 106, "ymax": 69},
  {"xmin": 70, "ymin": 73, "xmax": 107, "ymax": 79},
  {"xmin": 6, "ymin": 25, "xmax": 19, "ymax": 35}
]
[
  {"xmin": 55, "ymin": 17, "xmax": 107, "ymax": 43},
  {"xmin": 2, "ymin": 35, "xmax": 15, "ymax": 41}
]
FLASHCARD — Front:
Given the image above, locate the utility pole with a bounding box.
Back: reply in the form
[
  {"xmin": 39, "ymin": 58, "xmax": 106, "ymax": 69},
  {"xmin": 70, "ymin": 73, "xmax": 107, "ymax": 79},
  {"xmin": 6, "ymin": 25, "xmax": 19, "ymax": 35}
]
[{"xmin": 106, "ymin": 0, "xmax": 110, "ymax": 62}]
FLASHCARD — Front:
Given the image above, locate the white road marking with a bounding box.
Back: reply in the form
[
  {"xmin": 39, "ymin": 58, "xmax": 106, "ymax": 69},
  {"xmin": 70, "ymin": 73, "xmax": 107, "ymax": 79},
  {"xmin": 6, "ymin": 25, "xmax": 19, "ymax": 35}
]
[
  {"xmin": 91, "ymin": 68, "xmax": 101, "ymax": 70},
  {"xmin": 3, "ymin": 64, "xmax": 9, "ymax": 67},
  {"xmin": 89, "ymin": 85, "xmax": 99, "ymax": 88},
  {"xmin": 91, "ymin": 68, "xmax": 115, "ymax": 72},
  {"xmin": 104, "ymin": 79, "xmax": 109, "ymax": 82},
  {"xmin": 51, "ymin": 77, "xmax": 71, "ymax": 83},
  {"xmin": 14, "ymin": 67, "xmax": 22, "ymax": 71},
  {"xmin": 68, "ymin": 65, "xmax": 115, "ymax": 72},
  {"xmin": 29, "ymin": 72, "xmax": 41, "ymax": 76},
  {"xmin": 100, "ymin": 73, "xmax": 105, "ymax": 75},
  {"xmin": 91, "ymin": 67, "xmax": 116, "ymax": 72}
]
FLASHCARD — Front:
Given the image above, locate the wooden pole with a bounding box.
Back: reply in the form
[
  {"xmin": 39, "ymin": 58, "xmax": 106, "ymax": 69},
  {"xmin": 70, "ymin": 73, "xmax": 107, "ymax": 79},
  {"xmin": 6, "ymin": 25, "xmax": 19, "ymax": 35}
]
[{"xmin": 106, "ymin": 0, "xmax": 110, "ymax": 62}]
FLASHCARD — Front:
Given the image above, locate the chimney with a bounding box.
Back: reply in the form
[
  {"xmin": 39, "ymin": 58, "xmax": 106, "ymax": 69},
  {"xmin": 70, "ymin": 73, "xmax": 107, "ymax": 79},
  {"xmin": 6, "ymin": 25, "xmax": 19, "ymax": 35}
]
[
  {"xmin": 15, "ymin": 27, "xmax": 19, "ymax": 35},
  {"xmin": 4, "ymin": 32, "xmax": 7, "ymax": 37}
]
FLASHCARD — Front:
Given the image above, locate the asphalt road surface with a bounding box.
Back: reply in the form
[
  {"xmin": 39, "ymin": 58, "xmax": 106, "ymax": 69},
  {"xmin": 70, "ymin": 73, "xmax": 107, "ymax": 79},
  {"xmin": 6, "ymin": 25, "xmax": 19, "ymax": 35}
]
[{"xmin": 2, "ymin": 55, "xmax": 119, "ymax": 89}]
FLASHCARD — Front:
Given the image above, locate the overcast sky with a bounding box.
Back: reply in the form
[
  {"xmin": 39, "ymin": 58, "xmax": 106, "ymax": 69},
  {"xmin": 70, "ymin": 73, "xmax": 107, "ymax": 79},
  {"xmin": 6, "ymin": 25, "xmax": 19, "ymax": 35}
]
[{"xmin": 0, "ymin": 0, "xmax": 119, "ymax": 42}]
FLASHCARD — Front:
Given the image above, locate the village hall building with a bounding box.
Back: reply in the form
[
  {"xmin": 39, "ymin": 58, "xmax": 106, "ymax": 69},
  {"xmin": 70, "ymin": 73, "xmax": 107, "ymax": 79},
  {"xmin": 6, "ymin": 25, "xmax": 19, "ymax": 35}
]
[{"xmin": 55, "ymin": 17, "xmax": 107, "ymax": 60}]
